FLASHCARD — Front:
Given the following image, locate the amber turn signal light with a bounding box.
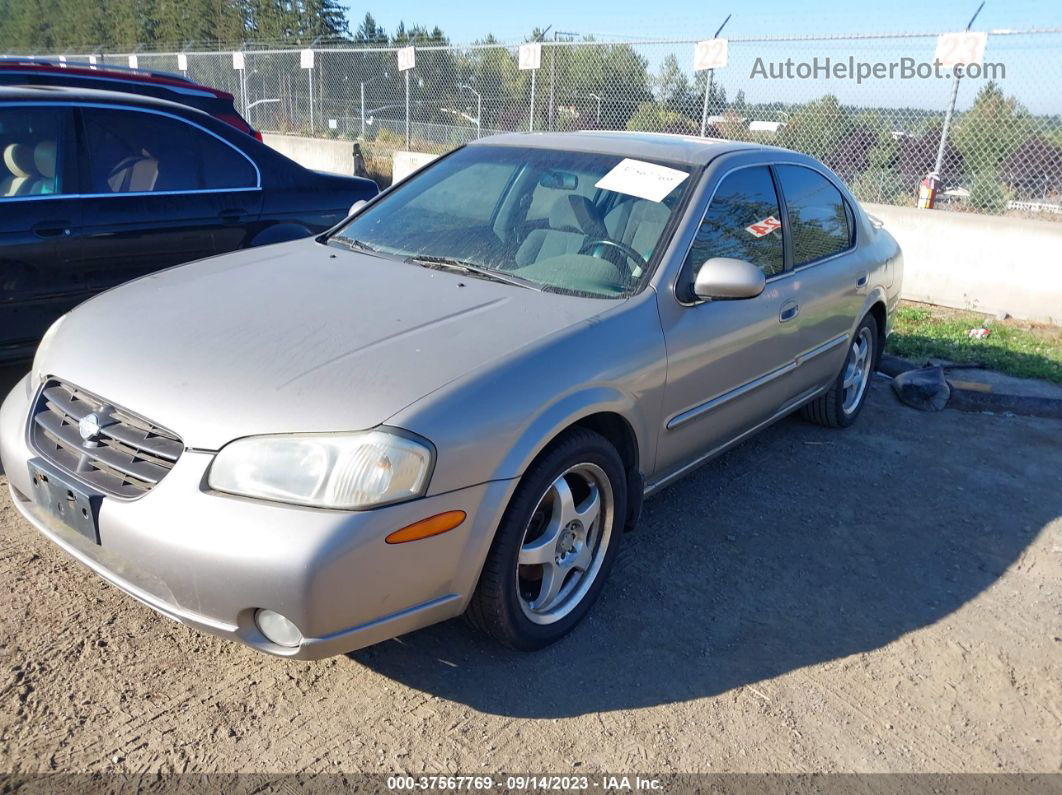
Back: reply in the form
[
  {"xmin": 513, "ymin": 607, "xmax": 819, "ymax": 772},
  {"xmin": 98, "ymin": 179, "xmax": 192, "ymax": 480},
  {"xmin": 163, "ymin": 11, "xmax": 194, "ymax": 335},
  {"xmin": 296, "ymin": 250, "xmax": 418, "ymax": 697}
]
[{"xmin": 385, "ymin": 510, "xmax": 466, "ymax": 544}]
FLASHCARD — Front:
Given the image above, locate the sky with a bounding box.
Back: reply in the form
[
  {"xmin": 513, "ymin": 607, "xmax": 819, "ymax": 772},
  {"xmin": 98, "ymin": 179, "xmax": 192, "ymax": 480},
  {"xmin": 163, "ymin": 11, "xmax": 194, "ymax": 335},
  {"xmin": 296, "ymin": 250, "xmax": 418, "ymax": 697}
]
[{"xmin": 349, "ymin": 0, "xmax": 1062, "ymax": 46}]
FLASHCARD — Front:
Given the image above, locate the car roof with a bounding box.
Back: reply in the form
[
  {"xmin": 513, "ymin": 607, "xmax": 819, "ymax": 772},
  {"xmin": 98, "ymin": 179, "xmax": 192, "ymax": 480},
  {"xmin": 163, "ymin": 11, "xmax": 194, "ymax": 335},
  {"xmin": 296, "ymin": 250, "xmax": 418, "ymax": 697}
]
[
  {"xmin": 0, "ymin": 83, "xmax": 215, "ymax": 115},
  {"xmin": 0, "ymin": 58, "xmax": 232, "ymax": 98},
  {"xmin": 469, "ymin": 130, "xmax": 771, "ymax": 166}
]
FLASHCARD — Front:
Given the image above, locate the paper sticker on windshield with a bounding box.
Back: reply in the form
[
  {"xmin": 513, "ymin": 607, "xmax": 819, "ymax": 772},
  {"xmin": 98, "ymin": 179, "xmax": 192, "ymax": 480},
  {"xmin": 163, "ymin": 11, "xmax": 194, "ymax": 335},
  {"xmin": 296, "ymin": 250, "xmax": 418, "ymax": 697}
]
[
  {"xmin": 595, "ymin": 159, "xmax": 689, "ymax": 203},
  {"xmin": 745, "ymin": 215, "xmax": 781, "ymax": 238}
]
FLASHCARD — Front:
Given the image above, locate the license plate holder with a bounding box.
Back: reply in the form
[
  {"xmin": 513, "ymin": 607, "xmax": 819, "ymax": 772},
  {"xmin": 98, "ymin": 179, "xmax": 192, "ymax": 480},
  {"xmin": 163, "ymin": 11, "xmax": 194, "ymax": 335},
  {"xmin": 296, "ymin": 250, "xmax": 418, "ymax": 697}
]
[{"xmin": 27, "ymin": 458, "xmax": 103, "ymax": 545}]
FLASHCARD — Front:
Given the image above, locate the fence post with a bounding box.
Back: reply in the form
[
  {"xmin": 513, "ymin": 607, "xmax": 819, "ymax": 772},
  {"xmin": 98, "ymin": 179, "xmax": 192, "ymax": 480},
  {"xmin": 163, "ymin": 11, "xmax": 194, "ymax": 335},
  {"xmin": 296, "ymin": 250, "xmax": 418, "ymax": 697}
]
[
  {"xmin": 529, "ymin": 69, "xmax": 536, "ymax": 132},
  {"xmin": 405, "ymin": 70, "xmax": 410, "ymax": 148}
]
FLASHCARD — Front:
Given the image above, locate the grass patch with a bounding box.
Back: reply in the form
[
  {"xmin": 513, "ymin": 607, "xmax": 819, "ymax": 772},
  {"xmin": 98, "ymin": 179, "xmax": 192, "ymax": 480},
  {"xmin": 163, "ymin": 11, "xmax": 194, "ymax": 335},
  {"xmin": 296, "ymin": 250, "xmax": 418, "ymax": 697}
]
[{"xmin": 886, "ymin": 301, "xmax": 1062, "ymax": 384}]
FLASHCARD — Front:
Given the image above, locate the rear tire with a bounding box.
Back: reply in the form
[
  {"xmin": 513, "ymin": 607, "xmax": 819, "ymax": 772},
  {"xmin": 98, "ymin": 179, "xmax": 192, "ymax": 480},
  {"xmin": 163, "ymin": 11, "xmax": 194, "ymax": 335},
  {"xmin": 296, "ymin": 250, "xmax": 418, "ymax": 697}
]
[
  {"xmin": 466, "ymin": 428, "xmax": 626, "ymax": 650},
  {"xmin": 801, "ymin": 313, "xmax": 879, "ymax": 429}
]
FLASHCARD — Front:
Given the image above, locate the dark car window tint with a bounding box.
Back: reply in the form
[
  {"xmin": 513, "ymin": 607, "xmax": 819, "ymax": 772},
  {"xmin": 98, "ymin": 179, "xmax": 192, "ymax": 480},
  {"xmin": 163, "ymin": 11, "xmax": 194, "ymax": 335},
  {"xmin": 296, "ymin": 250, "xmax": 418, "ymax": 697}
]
[
  {"xmin": 81, "ymin": 108, "xmax": 256, "ymax": 193},
  {"xmin": 685, "ymin": 165, "xmax": 784, "ymax": 278},
  {"xmin": 776, "ymin": 165, "xmax": 852, "ymax": 266},
  {"xmin": 0, "ymin": 106, "xmax": 69, "ymax": 197}
]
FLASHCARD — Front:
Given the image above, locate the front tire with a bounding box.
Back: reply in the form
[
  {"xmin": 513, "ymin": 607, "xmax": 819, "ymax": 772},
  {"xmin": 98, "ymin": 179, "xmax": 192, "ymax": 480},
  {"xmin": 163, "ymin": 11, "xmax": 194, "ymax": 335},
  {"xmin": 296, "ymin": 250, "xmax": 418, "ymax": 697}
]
[
  {"xmin": 801, "ymin": 313, "xmax": 878, "ymax": 428},
  {"xmin": 466, "ymin": 428, "xmax": 626, "ymax": 650}
]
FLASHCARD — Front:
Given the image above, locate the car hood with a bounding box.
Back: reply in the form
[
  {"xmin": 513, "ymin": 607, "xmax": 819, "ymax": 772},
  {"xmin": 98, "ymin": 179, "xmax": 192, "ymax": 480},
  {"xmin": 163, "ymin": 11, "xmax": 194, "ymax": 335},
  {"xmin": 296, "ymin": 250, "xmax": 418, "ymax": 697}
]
[{"xmin": 43, "ymin": 240, "xmax": 615, "ymax": 450}]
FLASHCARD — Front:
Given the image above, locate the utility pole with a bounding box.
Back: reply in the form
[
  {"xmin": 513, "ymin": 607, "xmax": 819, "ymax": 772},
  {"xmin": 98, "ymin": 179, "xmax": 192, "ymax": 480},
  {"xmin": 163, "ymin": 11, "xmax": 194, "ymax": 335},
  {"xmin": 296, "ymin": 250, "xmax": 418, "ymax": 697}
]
[{"xmin": 933, "ymin": 1, "xmax": 986, "ymax": 178}]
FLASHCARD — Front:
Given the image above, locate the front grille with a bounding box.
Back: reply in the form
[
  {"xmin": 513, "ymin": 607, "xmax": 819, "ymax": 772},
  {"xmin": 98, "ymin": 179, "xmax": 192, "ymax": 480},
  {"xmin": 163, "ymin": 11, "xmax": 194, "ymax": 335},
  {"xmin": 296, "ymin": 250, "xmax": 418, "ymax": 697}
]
[{"xmin": 29, "ymin": 379, "xmax": 183, "ymax": 498}]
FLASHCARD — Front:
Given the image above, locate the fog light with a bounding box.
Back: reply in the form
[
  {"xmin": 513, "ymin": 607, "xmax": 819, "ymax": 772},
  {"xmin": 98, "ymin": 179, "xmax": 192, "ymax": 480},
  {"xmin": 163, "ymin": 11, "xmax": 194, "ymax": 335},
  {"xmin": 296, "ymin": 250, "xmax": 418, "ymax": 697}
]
[{"xmin": 254, "ymin": 609, "xmax": 303, "ymax": 648}]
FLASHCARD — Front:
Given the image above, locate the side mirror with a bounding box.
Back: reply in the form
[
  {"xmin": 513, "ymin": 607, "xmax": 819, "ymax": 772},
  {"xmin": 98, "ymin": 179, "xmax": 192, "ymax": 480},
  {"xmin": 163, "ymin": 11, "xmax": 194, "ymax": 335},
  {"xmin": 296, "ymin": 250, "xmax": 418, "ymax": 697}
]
[
  {"xmin": 693, "ymin": 257, "xmax": 766, "ymax": 301},
  {"xmin": 348, "ymin": 199, "xmax": 368, "ymax": 217}
]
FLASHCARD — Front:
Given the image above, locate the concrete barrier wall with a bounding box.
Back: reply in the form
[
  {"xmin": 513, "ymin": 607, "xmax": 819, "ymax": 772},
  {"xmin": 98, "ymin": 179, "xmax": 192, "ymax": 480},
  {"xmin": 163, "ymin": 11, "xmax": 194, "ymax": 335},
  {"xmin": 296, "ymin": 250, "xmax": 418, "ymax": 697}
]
[
  {"xmin": 262, "ymin": 134, "xmax": 437, "ymax": 185},
  {"xmin": 260, "ymin": 134, "xmax": 1061, "ymax": 325},
  {"xmin": 392, "ymin": 151, "xmax": 439, "ymax": 183},
  {"xmin": 864, "ymin": 203, "xmax": 1062, "ymax": 325},
  {"xmin": 262, "ymin": 133, "xmax": 355, "ymax": 175}
]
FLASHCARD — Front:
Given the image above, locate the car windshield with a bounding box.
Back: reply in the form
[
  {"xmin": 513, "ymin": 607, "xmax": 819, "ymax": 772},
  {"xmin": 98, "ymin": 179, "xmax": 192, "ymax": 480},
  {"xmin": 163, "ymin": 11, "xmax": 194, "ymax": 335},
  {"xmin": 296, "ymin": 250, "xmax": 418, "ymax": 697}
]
[{"xmin": 328, "ymin": 144, "xmax": 695, "ymax": 298}]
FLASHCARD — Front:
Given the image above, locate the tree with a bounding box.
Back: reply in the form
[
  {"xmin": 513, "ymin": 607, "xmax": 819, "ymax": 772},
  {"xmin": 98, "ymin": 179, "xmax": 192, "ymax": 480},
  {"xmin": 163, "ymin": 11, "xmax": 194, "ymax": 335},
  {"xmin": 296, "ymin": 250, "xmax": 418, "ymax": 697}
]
[
  {"xmin": 1000, "ymin": 136, "xmax": 1062, "ymax": 198},
  {"xmin": 953, "ymin": 81, "xmax": 1032, "ymax": 184},
  {"xmin": 655, "ymin": 54, "xmax": 694, "ymax": 117},
  {"xmin": 779, "ymin": 94, "xmax": 852, "ymax": 163},
  {"xmin": 293, "ymin": 0, "xmax": 350, "ymax": 42},
  {"xmin": 353, "ymin": 12, "xmax": 386, "ymax": 45},
  {"xmin": 626, "ymin": 102, "xmax": 698, "ymax": 135}
]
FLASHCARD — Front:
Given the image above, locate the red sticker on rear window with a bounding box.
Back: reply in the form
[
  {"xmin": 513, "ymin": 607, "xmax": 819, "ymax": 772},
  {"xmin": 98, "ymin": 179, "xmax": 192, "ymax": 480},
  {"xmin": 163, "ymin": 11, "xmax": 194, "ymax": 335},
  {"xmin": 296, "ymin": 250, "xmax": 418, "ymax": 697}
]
[{"xmin": 745, "ymin": 215, "xmax": 781, "ymax": 238}]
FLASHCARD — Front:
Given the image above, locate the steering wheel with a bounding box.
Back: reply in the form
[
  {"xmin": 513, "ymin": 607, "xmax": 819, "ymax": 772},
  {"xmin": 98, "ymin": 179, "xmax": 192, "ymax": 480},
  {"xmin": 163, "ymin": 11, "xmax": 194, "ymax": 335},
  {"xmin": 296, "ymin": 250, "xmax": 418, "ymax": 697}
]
[{"xmin": 578, "ymin": 238, "xmax": 649, "ymax": 272}]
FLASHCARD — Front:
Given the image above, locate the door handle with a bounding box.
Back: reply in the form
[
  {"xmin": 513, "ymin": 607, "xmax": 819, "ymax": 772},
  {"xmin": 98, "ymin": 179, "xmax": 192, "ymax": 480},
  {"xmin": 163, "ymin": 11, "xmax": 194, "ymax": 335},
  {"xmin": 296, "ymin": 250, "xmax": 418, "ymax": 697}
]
[
  {"xmin": 32, "ymin": 221, "xmax": 72, "ymax": 238},
  {"xmin": 218, "ymin": 208, "xmax": 247, "ymax": 222},
  {"xmin": 779, "ymin": 300, "xmax": 800, "ymax": 323},
  {"xmin": 856, "ymin": 273, "xmax": 869, "ymax": 287}
]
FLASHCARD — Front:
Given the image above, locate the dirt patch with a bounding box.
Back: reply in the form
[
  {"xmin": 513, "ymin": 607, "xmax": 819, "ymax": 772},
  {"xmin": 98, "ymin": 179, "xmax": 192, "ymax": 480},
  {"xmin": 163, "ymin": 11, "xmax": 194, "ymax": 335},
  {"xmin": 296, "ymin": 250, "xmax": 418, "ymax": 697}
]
[{"xmin": 1, "ymin": 379, "xmax": 1059, "ymax": 774}]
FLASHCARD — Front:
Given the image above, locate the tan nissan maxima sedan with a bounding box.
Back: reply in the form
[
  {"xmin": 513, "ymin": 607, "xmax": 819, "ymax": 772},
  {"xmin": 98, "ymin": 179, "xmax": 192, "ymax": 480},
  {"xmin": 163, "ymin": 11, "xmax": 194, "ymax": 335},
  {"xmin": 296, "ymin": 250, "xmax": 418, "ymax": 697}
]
[{"xmin": 1, "ymin": 132, "xmax": 902, "ymax": 658}]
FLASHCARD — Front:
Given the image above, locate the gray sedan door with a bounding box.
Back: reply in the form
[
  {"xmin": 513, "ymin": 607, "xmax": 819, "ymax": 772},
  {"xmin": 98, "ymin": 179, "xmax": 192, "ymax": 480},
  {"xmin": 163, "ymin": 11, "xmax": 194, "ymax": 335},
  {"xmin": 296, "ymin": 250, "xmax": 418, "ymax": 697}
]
[
  {"xmin": 772, "ymin": 164, "xmax": 868, "ymax": 398},
  {"xmin": 652, "ymin": 163, "xmax": 807, "ymax": 482}
]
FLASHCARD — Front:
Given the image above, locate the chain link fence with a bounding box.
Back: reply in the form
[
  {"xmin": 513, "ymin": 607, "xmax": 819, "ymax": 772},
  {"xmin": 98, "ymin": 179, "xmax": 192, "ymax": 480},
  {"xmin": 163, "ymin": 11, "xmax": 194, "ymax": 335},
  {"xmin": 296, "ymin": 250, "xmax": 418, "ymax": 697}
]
[{"xmin": 42, "ymin": 29, "xmax": 1062, "ymax": 216}]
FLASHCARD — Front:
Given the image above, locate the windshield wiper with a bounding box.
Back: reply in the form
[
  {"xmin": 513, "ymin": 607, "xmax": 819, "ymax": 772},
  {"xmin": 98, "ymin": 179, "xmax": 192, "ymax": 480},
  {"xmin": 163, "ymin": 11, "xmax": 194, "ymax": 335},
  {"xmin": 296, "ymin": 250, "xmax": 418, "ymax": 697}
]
[
  {"xmin": 330, "ymin": 235, "xmax": 381, "ymax": 254},
  {"xmin": 408, "ymin": 255, "xmax": 542, "ymax": 291}
]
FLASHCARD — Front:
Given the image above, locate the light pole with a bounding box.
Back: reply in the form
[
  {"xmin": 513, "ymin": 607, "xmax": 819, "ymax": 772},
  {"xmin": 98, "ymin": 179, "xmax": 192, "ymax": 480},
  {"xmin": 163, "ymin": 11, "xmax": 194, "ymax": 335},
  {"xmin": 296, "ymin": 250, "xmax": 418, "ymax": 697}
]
[
  {"xmin": 460, "ymin": 84, "xmax": 482, "ymax": 138},
  {"xmin": 578, "ymin": 92, "xmax": 602, "ymax": 125}
]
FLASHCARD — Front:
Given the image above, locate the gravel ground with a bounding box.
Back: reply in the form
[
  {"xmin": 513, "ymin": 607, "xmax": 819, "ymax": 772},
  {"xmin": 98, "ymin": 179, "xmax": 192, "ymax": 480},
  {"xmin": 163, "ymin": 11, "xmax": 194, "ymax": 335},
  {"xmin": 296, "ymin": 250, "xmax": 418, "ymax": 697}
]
[{"xmin": 1, "ymin": 371, "xmax": 1059, "ymax": 775}]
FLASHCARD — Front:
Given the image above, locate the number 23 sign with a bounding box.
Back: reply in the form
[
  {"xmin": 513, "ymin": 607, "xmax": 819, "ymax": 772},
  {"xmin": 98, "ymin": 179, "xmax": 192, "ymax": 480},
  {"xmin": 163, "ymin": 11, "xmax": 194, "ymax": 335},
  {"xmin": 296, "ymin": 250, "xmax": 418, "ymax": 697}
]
[{"xmin": 934, "ymin": 31, "xmax": 988, "ymax": 68}]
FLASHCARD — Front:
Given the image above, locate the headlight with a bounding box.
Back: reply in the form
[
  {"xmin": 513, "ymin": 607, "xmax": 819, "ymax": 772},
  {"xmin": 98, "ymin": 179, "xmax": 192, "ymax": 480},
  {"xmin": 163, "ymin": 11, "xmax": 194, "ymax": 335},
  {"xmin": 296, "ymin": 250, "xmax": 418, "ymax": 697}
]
[
  {"xmin": 32, "ymin": 314, "xmax": 67, "ymax": 387},
  {"xmin": 208, "ymin": 429, "xmax": 434, "ymax": 510}
]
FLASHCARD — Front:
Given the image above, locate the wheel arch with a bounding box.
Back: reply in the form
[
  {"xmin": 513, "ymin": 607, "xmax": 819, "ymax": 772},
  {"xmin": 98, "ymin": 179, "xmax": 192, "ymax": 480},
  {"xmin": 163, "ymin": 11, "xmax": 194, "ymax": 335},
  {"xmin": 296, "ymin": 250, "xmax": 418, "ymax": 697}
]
[
  {"xmin": 864, "ymin": 294, "xmax": 888, "ymax": 366},
  {"xmin": 502, "ymin": 400, "xmax": 647, "ymax": 533}
]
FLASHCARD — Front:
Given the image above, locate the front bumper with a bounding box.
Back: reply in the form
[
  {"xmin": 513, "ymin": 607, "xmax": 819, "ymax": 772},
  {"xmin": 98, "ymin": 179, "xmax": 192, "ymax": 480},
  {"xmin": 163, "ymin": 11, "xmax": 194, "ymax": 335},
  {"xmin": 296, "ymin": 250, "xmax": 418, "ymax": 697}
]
[{"xmin": 1, "ymin": 374, "xmax": 516, "ymax": 659}]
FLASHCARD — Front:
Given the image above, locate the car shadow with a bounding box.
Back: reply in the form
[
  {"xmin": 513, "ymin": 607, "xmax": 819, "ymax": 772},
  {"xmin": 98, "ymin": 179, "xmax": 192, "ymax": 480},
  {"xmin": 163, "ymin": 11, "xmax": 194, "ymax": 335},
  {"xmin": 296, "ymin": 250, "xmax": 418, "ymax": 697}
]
[{"xmin": 349, "ymin": 381, "xmax": 1061, "ymax": 717}]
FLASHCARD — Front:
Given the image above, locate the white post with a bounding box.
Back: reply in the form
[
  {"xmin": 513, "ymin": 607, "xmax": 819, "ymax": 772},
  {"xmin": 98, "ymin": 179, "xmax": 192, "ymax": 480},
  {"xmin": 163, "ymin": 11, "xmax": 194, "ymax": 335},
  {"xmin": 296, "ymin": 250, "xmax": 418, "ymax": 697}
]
[
  {"xmin": 529, "ymin": 69, "xmax": 536, "ymax": 132},
  {"xmin": 405, "ymin": 70, "xmax": 410, "ymax": 147},
  {"xmin": 360, "ymin": 82, "xmax": 365, "ymax": 138},
  {"xmin": 699, "ymin": 70, "xmax": 714, "ymax": 137},
  {"xmin": 308, "ymin": 68, "xmax": 315, "ymax": 133}
]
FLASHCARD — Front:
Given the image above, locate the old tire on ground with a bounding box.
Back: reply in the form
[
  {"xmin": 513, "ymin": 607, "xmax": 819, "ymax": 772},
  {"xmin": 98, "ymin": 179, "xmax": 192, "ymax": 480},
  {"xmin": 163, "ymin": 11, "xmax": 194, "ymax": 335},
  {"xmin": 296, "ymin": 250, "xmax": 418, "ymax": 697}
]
[
  {"xmin": 801, "ymin": 313, "xmax": 879, "ymax": 429},
  {"xmin": 466, "ymin": 428, "xmax": 626, "ymax": 650}
]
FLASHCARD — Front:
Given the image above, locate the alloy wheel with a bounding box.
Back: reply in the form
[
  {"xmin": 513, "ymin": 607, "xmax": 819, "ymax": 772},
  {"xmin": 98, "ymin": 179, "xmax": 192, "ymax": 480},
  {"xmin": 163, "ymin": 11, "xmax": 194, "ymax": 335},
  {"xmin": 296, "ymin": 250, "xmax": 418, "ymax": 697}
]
[{"xmin": 516, "ymin": 463, "xmax": 614, "ymax": 625}]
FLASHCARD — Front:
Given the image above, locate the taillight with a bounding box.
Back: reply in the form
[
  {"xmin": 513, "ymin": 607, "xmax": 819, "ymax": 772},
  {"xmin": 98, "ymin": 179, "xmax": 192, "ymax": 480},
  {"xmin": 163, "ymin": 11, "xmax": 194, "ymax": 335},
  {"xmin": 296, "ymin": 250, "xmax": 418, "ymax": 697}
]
[{"xmin": 252, "ymin": 130, "xmax": 264, "ymax": 142}]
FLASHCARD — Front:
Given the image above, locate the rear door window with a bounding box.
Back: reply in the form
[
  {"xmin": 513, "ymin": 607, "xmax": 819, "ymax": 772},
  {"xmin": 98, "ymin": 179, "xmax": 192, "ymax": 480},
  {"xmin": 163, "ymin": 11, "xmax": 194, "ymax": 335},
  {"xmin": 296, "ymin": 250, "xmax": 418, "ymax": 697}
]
[
  {"xmin": 80, "ymin": 107, "xmax": 256, "ymax": 193},
  {"xmin": 775, "ymin": 165, "xmax": 853, "ymax": 266}
]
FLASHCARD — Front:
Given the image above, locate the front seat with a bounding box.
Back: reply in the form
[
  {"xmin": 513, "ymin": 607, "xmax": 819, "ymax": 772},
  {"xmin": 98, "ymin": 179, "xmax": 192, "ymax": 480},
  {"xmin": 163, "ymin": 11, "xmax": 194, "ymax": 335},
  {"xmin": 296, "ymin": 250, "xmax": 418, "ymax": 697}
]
[
  {"xmin": 515, "ymin": 195, "xmax": 605, "ymax": 266},
  {"xmin": 604, "ymin": 197, "xmax": 672, "ymax": 266},
  {"xmin": 30, "ymin": 141, "xmax": 58, "ymax": 194},
  {"xmin": 106, "ymin": 149, "xmax": 159, "ymax": 193}
]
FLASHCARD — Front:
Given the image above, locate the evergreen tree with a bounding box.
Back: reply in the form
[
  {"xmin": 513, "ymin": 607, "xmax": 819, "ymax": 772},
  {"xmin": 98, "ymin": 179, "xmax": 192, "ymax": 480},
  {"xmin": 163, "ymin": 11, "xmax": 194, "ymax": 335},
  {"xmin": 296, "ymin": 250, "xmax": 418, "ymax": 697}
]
[{"xmin": 353, "ymin": 12, "xmax": 386, "ymax": 45}]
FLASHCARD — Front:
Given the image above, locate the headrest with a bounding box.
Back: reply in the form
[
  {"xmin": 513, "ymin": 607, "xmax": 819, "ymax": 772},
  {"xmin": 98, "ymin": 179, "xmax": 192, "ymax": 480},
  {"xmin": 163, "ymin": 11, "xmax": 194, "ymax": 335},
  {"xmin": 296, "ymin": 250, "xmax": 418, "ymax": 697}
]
[
  {"xmin": 4, "ymin": 143, "xmax": 35, "ymax": 178},
  {"xmin": 628, "ymin": 199, "xmax": 671, "ymax": 225},
  {"xmin": 549, "ymin": 195, "xmax": 608, "ymax": 238},
  {"xmin": 34, "ymin": 141, "xmax": 57, "ymax": 179}
]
